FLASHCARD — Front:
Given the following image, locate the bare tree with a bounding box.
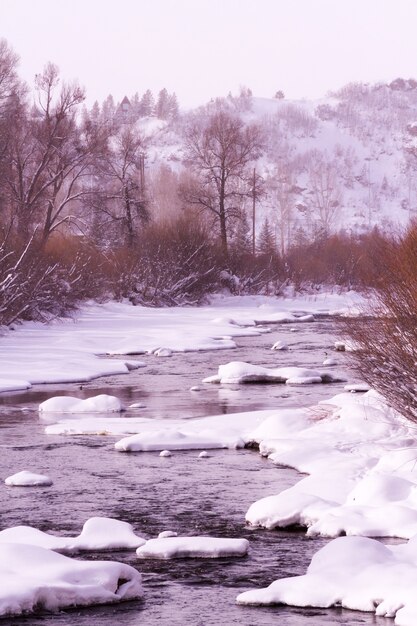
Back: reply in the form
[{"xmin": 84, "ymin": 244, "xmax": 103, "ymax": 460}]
[
  {"xmin": 3, "ymin": 63, "xmax": 90, "ymax": 243},
  {"xmin": 90, "ymin": 125, "xmax": 149, "ymax": 247},
  {"xmin": 0, "ymin": 40, "xmax": 24, "ymax": 226},
  {"xmin": 267, "ymin": 162, "xmax": 298, "ymax": 255},
  {"xmin": 307, "ymin": 154, "xmax": 342, "ymax": 234},
  {"xmin": 182, "ymin": 107, "xmax": 263, "ymax": 257}
]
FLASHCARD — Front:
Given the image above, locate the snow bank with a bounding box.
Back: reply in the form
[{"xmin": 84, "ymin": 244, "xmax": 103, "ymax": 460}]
[
  {"xmin": 0, "ymin": 543, "xmax": 142, "ymax": 618},
  {"xmin": 115, "ymin": 428, "xmax": 244, "ymax": 452},
  {"xmin": 136, "ymin": 536, "xmax": 249, "ymax": 559},
  {"xmin": 245, "ymin": 391, "xmax": 417, "ymax": 539},
  {"xmin": 203, "ymin": 361, "xmax": 346, "ymax": 385},
  {"xmin": 45, "ymin": 406, "xmax": 276, "ymax": 440},
  {"xmin": 0, "ymin": 517, "xmax": 146, "ymax": 552},
  {"xmin": 0, "ymin": 293, "xmax": 360, "ymax": 393},
  {"xmin": 236, "ymin": 535, "xmax": 417, "ymax": 625},
  {"xmin": 39, "ymin": 394, "xmax": 123, "ymax": 414},
  {"xmin": 5, "ymin": 471, "xmax": 52, "ymax": 487},
  {"xmin": 0, "ymin": 378, "xmax": 31, "ymax": 393}
]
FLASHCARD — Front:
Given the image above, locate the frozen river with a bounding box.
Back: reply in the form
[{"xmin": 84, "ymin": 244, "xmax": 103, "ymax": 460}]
[{"xmin": 0, "ymin": 317, "xmax": 390, "ymax": 625}]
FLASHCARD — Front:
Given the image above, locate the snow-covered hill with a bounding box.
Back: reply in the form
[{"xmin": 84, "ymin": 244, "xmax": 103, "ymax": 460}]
[{"xmin": 132, "ymin": 81, "xmax": 417, "ymax": 241}]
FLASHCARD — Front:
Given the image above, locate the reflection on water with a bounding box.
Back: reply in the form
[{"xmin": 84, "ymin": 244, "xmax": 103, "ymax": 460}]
[{"xmin": 0, "ymin": 319, "xmax": 384, "ymax": 625}]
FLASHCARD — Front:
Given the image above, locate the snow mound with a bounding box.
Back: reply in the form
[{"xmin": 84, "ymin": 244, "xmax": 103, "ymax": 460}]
[
  {"xmin": 203, "ymin": 361, "xmax": 346, "ymax": 384},
  {"xmin": 5, "ymin": 471, "xmax": 52, "ymax": 487},
  {"xmin": 236, "ymin": 535, "xmax": 417, "ymax": 625},
  {"xmin": 0, "ymin": 542, "xmax": 142, "ymax": 617},
  {"xmin": 136, "ymin": 536, "xmax": 249, "ymax": 559},
  {"xmin": 0, "ymin": 517, "xmax": 146, "ymax": 552},
  {"xmin": 39, "ymin": 394, "xmax": 123, "ymax": 413}
]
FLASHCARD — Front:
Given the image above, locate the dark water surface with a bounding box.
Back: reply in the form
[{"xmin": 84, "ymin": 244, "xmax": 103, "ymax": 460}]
[{"xmin": 0, "ymin": 319, "xmax": 388, "ymax": 624}]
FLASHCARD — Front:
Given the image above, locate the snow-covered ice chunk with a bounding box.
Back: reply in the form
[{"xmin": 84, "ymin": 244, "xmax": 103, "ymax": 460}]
[
  {"xmin": 345, "ymin": 383, "xmax": 371, "ymax": 392},
  {"xmin": 236, "ymin": 534, "xmax": 417, "ymax": 626},
  {"xmin": 39, "ymin": 394, "xmax": 123, "ymax": 413},
  {"xmin": 254, "ymin": 312, "xmax": 314, "ymax": 324},
  {"xmin": 198, "ymin": 451, "xmax": 209, "ymax": 458},
  {"xmin": 190, "ymin": 385, "xmax": 202, "ymax": 391},
  {"xmin": 0, "ymin": 543, "xmax": 142, "ymax": 618},
  {"xmin": 271, "ymin": 340, "xmax": 288, "ymax": 351},
  {"xmin": 5, "ymin": 471, "xmax": 52, "ymax": 487},
  {"xmin": 158, "ymin": 531, "xmax": 177, "ymax": 538},
  {"xmin": 115, "ymin": 429, "xmax": 244, "ymax": 452},
  {"xmin": 159, "ymin": 450, "xmax": 172, "ymax": 457},
  {"xmin": 334, "ymin": 341, "xmax": 346, "ymax": 351},
  {"xmin": 136, "ymin": 536, "xmax": 249, "ymax": 559},
  {"xmin": 203, "ymin": 361, "xmax": 346, "ymax": 385},
  {"xmin": 124, "ymin": 360, "xmax": 146, "ymax": 370},
  {"xmin": 322, "ymin": 357, "xmax": 337, "ymax": 366},
  {"xmin": 0, "ymin": 517, "xmax": 146, "ymax": 552},
  {"xmin": 148, "ymin": 347, "xmax": 173, "ymax": 357}
]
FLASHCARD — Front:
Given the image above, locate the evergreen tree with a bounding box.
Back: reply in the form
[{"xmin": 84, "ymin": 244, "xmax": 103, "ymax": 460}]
[
  {"xmin": 130, "ymin": 92, "xmax": 141, "ymax": 121},
  {"xmin": 257, "ymin": 217, "xmax": 276, "ymax": 257},
  {"xmin": 140, "ymin": 89, "xmax": 155, "ymax": 117},
  {"xmin": 101, "ymin": 94, "xmax": 115, "ymax": 125},
  {"xmin": 168, "ymin": 92, "xmax": 179, "ymax": 120},
  {"xmin": 90, "ymin": 100, "xmax": 101, "ymax": 124},
  {"xmin": 156, "ymin": 88, "xmax": 170, "ymax": 119}
]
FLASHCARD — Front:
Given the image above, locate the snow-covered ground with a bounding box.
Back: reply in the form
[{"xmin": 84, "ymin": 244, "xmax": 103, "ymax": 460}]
[{"xmin": 6, "ymin": 290, "xmax": 417, "ymax": 623}]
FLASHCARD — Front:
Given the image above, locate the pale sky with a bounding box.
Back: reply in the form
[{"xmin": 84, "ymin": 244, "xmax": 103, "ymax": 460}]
[{"xmin": 2, "ymin": 0, "xmax": 417, "ymax": 108}]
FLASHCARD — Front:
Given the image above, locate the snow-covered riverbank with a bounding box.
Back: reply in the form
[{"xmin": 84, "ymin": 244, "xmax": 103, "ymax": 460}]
[
  {"xmin": 0, "ymin": 291, "xmax": 361, "ymax": 393},
  {"xmin": 5, "ymin": 291, "xmax": 417, "ymax": 624}
]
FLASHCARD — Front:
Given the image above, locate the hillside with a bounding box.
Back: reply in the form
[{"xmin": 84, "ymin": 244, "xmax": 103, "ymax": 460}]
[{"xmin": 139, "ymin": 81, "xmax": 417, "ymax": 244}]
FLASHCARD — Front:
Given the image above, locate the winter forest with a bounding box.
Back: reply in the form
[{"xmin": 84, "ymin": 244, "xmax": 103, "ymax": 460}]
[
  {"xmin": 2, "ymin": 36, "xmax": 417, "ymax": 325},
  {"xmin": 4, "ymin": 31, "xmax": 417, "ymax": 626}
]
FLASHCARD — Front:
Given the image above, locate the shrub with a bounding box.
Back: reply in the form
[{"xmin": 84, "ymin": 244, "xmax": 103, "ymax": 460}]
[{"xmin": 343, "ymin": 224, "xmax": 417, "ymax": 422}]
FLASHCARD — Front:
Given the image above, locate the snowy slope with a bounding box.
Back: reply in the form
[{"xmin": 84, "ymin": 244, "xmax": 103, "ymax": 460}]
[{"xmin": 143, "ymin": 82, "xmax": 417, "ymax": 237}]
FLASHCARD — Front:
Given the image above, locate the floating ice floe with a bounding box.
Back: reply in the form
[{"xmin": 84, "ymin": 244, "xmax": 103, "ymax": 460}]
[
  {"xmin": 136, "ymin": 536, "xmax": 249, "ymax": 559},
  {"xmin": 0, "ymin": 517, "xmax": 146, "ymax": 552},
  {"xmin": 322, "ymin": 357, "xmax": 337, "ymax": 366},
  {"xmin": 5, "ymin": 471, "xmax": 52, "ymax": 487},
  {"xmin": 0, "ymin": 543, "xmax": 142, "ymax": 618},
  {"xmin": 115, "ymin": 429, "xmax": 244, "ymax": 452},
  {"xmin": 159, "ymin": 450, "xmax": 172, "ymax": 457},
  {"xmin": 203, "ymin": 361, "xmax": 346, "ymax": 385},
  {"xmin": 198, "ymin": 451, "xmax": 209, "ymax": 458},
  {"xmin": 39, "ymin": 394, "xmax": 123, "ymax": 414},
  {"xmin": 236, "ymin": 535, "xmax": 417, "ymax": 626}
]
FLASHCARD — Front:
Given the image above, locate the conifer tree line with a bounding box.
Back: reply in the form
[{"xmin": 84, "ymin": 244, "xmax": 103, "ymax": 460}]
[{"xmin": 0, "ymin": 39, "xmax": 400, "ymax": 324}]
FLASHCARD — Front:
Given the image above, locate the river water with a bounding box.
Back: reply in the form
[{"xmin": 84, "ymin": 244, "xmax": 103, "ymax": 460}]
[{"xmin": 0, "ymin": 318, "xmax": 389, "ymax": 625}]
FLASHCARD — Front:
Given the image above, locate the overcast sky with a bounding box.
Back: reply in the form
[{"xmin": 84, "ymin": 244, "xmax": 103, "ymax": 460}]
[{"xmin": 2, "ymin": 0, "xmax": 417, "ymax": 108}]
